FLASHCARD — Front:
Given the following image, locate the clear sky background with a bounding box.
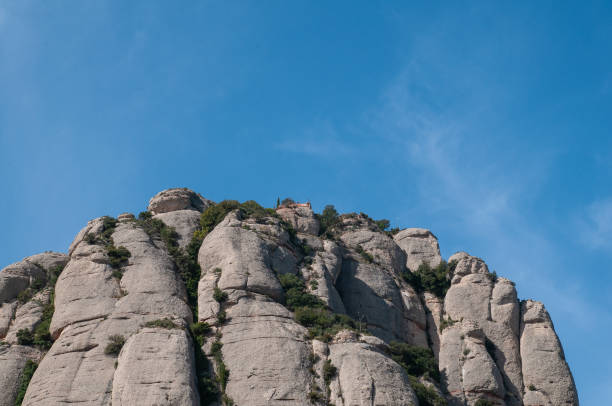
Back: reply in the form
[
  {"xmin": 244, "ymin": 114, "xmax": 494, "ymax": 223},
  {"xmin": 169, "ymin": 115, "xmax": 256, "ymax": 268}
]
[{"xmin": 1, "ymin": 2, "xmax": 610, "ymax": 403}]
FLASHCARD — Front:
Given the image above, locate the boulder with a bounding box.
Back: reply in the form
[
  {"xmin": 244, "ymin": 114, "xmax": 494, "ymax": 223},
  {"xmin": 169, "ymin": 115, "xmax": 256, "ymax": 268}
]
[
  {"xmin": 394, "ymin": 228, "xmax": 443, "ymax": 271},
  {"xmin": 148, "ymin": 188, "xmax": 212, "ymax": 215}
]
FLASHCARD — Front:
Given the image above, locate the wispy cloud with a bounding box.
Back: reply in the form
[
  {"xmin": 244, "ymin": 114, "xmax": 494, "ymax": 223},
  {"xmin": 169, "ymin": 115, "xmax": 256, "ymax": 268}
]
[
  {"xmin": 275, "ymin": 120, "xmax": 357, "ymax": 158},
  {"xmin": 361, "ymin": 41, "xmax": 602, "ymax": 332},
  {"xmin": 577, "ymin": 197, "xmax": 612, "ymax": 251}
]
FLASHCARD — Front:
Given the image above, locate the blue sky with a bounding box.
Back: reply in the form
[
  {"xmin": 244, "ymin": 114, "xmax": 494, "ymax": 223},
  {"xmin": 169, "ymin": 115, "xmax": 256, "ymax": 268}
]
[{"xmin": 1, "ymin": 2, "xmax": 610, "ymax": 403}]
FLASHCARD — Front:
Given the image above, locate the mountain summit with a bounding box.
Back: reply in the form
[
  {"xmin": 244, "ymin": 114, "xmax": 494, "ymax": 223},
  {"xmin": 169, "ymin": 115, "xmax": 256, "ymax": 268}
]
[{"xmin": 0, "ymin": 188, "xmax": 578, "ymax": 406}]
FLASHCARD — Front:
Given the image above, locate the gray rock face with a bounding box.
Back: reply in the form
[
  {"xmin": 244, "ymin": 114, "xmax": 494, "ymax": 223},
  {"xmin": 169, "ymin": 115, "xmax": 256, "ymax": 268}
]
[
  {"xmin": 442, "ymin": 253, "xmax": 524, "ymax": 405},
  {"xmin": 394, "ymin": 228, "xmax": 443, "ymax": 271},
  {"xmin": 23, "ymin": 220, "xmax": 196, "ymax": 405},
  {"xmin": 335, "ymin": 216, "xmax": 428, "ymax": 347},
  {"xmin": 112, "ymin": 327, "xmax": 199, "ymax": 405},
  {"xmin": 0, "ymin": 252, "xmax": 68, "ymax": 342},
  {"xmin": 4, "ymin": 289, "xmax": 50, "ymax": 344},
  {"xmin": 276, "ymin": 204, "xmax": 320, "ymax": 235},
  {"xmin": 154, "ymin": 210, "xmax": 201, "ymax": 248},
  {"xmin": 0, "ymin": 190, "xmax": 578, "ymax": 406},
  {"xmin": 0, "ymin": 261, "xmax": 44, "ymax": 304},
  {"xmin": 148, "ymin": 188, "xmax": 212, "ymax": 215},
  {"xmin": 0, "ymin": 302, "xmax": 18, "ymax": 338},
  {"xmin": 328, "ymin": 341, "xmax": 419, "ymax": 406},
  {"xmin": 0, "ymin": 344, "xmax": 42, "ymax": 406},
  {"xmin": 221, "ymin": 294, "xmax": 312, "ymax": 405},
  {"xmin": 520, "ymin": 300, "xmax": 578, "ymax": 406},
  {"xmin": 197, "ymin": 212, "xmax": 287, "ymax": 324}
]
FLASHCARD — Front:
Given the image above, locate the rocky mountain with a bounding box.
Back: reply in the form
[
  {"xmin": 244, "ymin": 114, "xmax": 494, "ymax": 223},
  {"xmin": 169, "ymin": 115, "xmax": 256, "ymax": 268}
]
[{"xmin": 0, "ymin": 188, "xmax": 578, "ymax": 406}]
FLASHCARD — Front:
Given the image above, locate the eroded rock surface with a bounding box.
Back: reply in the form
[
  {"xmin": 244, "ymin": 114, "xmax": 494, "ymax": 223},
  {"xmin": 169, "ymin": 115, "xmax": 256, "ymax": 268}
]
[
  {"xmin": 22, "ymin": 219, "xmax": 196, "ymax": 406},
  {"xmin": 148, "ymin": 188, "xmax": 213, "ymax": 215},
  {"xmin": 276, "ymin": 204, "xmax": 320, "ymax": 235},
  {"xmin": 394, "ymin": 228, "xmax": 443, "ymax": 271},
  {"xmin": 0, "ymin": 190, "xmax": 578, "ymax": 406},
  {"xmin": 520, "ymin": 300, "xmax": 578, "ymax": 406}
]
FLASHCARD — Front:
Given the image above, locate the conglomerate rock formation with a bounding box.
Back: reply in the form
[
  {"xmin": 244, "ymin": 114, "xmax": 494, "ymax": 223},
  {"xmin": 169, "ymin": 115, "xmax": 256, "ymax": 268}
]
[{"xmin": 0, "ymin": 188, "xmax": 578, "ymax": 406}]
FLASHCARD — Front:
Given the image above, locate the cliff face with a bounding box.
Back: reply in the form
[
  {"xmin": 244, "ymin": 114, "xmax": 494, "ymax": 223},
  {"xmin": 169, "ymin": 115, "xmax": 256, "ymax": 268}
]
[{"xmin": 0, "ymin": 188, "xmax": 579, "ymax": 406}]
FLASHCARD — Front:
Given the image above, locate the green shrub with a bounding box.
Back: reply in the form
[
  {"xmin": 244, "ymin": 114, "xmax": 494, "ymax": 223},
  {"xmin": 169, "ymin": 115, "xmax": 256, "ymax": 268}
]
[
  {"xmin": 213, "ymin": 288, "xmax": 228, "ymax": 303},
  {"xmin": 307, "ymin": 385, "xmax": 324, "ymax": 402},
  {"xmin": 402, "ymin": 260, "xmax": 457, "ymax": 298},
  {"xmin": 217, "ymin": 311, "xmax": 227, "ymax": 324},
  {"xmin": 528, "ymin": 384, "xmax": 536, "ymax": 391},
  {"xmin": 104, "ymin": 335, "xmax": 126, "ymax": 355},
  {"xmin": 302, "ymin": 243, "xmax": 313, "ymax": 256},
  {"xmin": 84, "ymin": 233, "xmax": 97, "ymax": 244},
  {"xmin": 407, "ymin": 375, "xmax": 447, "ymax": 406},
  {"xmin": 386, "ymin": 227, "xmax": 401, "ymax": 236},
  {"xmin": 281, "ymin": 197, "xmax": 295, "ymax": 206},
  {"xmin": 14, "ymin": 359, "xmax": 37, "ymax": 406},
  {"xmin": 278, "ymin": 273, "xmax": 324, "ymax": 311},
  {"xmin": 188, "ymin": 324, "xmax": 218, "ymax": 405},
  {"xmin": 17, "ymin": 289, "xmax": 33, "ymax": 304},
  {"xmin": 191, "ymin": 322, "xmax": 211, "ymax": 337},
  {"xmin": 217, "ymin": 360, "xmax": 230, "ymax": 391},
  {"xmin": 16, "ymin": 329, "xmax": 34, "ymax": 346},
  {"xmin": 355, "ymin": 245, "xmax": 374, "ymax": 263},
  {"xmin": 199, "ymin": 200, "xmax": 241, "ymax": 235},
  {"xmin": 106, "ymin": 245, "xmax": 131, "ymax": 269},
  {"xmin": 439, "ymin": 317, "xmax": 456, "ymax": 332},
  {"xmin": 375, "ymin": 219, "xmax": 390, "ymax": 231},
  {"xmin": 143, "ymin": 318, "xmax": 180, "ymax": 329},
  {"xmin": 323, "ymin": 359, "xmax": 337, "ymax": 385},
  {"xmin": 30, "ymin": 279, "xmax": 44, "ymax": 291},
  {"xmin": 318, "ymin": 205, "xmax": 340, "ymax": 236},
  {"xmin": 296, "ymin": 307, "xmax": 357, "ymax": 342},
  {"xmin": 474, "ymin": 400, "xmax": 495, "ymax": 406},
  {"xmin": 239, "ymin": 200, "xmax": 274, "ymax": 220},
  {"xmin": 32, "ymin": 305, "xmax": 53, "ymax": 349},
  {"xmin": 99, "ymin": 216, "xmax": 118, "ymax": 245},
  {"xmin": 388, "ymin": 341, "xmax": 440, "ymax": 382},
  {"xmin": 46, "ymin": 265, "xmax": 64, "ymax": 288},
  {"xmin": 211, "ymin": 341, "xmax": 223, "ymax": 359}
]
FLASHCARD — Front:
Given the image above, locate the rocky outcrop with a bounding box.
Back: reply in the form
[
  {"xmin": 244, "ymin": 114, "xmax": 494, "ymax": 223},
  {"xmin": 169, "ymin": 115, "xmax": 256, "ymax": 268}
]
[
  {"xmin": 440, "ymin": 252, "xmax": 525, "ymax": 405},
  {"xmin": 394, "ymin": 228, "xmax": 443, "ymax": 271},
  {"xmin": 0, "ymin": 252, "xmax": 68, "ymax": 406},
  {"xmin": 275, "ymin": 204, "xmax": 320, "ymax": 235},
  {"xmin": 328, "ymin": 341, "xmax": 419, "ymax": 405},
  {"xmin": 335, "ymin": 214, "xmax": 428, "ymax": 347},
  {"xmin": 520, "ymin": 300, "xmax": 578, "ymax": 406},
  {"xmin": 221, "ymin": 294, "xmax": 312, "ymax": 405},
  {"xmin": 0, "ymin": 344, "xmax": 42, "ymax": 406},
  {"xmin": 112, "ymin": 327, "xmax": 199, "ymax": 405},
  {"xmin": 148, "ymin": 188, "xmax": 213, "ymax": 215},
  {"xmin": 23, "ymin": 218, "xmax": 196, "ymax": 405},
  {"xmin": 0, "ymin": 188, "xmax": 579, "ymax": 406}
]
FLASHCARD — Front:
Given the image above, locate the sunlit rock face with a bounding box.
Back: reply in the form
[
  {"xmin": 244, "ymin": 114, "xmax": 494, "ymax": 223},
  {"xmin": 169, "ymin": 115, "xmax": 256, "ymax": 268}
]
[{"xmin": 0, "ymin": 188, "xmax": 578, "ymax": 406}]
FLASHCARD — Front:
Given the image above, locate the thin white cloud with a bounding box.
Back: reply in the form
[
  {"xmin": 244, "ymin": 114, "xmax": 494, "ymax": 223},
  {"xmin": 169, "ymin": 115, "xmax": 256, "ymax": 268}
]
[
  {"xmin": 275, "ymin": 120, "xmax": 356, "ymax": 158},
  {"xmin": 578, "ymin": 197, "xmax": 612, "ymax": 250},
  {"xmin": 363, "ymin": 51, "xmax": 602, "ymax": 333}
]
